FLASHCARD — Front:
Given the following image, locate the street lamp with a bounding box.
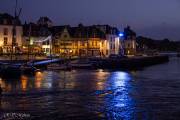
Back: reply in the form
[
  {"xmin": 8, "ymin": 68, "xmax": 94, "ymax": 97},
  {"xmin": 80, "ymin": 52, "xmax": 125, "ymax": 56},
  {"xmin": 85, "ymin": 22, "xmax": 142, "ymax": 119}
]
[{"xmin": 119, "ymin": 32, "xmax": 124, "ymax": 38}]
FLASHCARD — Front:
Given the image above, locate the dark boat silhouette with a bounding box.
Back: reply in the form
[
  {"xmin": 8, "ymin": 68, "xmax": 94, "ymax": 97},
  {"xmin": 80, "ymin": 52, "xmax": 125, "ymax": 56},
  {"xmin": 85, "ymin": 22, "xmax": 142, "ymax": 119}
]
[{"xmin": 0, "ymin": 62, "xmax": 38, "ymax": 78}]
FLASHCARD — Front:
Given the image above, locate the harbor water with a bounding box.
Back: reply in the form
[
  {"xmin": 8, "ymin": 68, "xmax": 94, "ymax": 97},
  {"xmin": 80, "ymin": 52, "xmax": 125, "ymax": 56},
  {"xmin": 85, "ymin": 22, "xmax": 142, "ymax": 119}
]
[{"xmin": 0, "ymin": 57, "xmax": 180, "ymax": 119}]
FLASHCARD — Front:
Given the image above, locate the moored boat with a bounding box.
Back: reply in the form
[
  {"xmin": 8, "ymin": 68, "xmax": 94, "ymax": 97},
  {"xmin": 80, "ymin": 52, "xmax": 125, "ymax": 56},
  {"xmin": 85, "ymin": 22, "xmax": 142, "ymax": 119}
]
[{"xmin": 0, "ymin": 62, "xmax": 39, "ymax": 78}]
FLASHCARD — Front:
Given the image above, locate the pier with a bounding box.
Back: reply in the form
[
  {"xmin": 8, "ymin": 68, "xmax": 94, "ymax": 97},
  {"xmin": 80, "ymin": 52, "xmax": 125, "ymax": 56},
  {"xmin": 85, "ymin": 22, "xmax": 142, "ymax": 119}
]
[
  {"xmin": 90, "ymin": 55, "xmax": 169, "ymax": 70},
  {"xmin": 0, "ymin": 55, "xmax": 169, "ymax": 71}
]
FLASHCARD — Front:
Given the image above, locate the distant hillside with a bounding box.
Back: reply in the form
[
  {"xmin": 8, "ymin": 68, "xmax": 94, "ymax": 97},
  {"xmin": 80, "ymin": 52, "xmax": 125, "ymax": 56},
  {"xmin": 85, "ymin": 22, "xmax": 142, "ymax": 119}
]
[{"xmin": 136, "ymin": 36, "xmax": 180, "ymax": 52}]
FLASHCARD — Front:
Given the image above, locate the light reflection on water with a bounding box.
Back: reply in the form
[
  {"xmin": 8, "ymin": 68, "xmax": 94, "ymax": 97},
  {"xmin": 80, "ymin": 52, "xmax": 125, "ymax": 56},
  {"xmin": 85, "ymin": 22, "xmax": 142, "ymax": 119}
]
[
  {"xmin": 0, "ymin": 69, "xmax": 134, "ymax": 119},
  {"xmin": 21, "ymin": 75, "xmax": 28, "ymax": 91},
  {"xmin": 0, "ymin": 57, "xmax": 180, "ymax": 119}
]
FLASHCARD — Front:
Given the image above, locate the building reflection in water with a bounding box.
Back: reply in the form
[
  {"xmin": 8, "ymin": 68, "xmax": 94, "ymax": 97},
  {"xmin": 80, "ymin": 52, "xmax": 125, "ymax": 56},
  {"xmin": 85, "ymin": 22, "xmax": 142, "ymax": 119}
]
[
  {"xmin": 0, "ymin": 77, "xmax": 3, "ymax": 87},
  {"xmin": 21, "ymin": 75, "xmax": 28, "ymax": 91},
  {"xmin": 95, "ymin": 69, "xmax": 109, "ymax": 90},
  {"xmin": 35, "ymin": 71, "xmax": 43, "ymax": 89},
  {"xmin": 0, "ymin": 77, "xmax": 12, "ymax": 92},
  {"xmin": 42, "ymin": 71, "xmax": 53, "ymax": 89}
]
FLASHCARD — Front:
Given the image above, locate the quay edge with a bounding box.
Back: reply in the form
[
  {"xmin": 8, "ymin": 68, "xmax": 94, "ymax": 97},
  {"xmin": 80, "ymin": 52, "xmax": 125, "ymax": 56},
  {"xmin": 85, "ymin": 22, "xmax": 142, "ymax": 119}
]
[{"xmin": 91, "ymin": 55, "xmax": 169, "ymax": 70}]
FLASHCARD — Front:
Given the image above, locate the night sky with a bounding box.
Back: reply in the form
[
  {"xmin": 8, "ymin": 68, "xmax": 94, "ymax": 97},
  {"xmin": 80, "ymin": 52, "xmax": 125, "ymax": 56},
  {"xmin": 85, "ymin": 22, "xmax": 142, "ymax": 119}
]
[{"xmin": 1, "ymin": 0, "xmax": 180, "ymax": 41}]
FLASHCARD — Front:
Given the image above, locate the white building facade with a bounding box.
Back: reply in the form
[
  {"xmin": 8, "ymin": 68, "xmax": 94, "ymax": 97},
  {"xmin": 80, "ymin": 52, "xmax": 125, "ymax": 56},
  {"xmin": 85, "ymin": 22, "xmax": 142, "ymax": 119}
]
[
  {"xmin": 95, "ymin": 25, "xmax": 121, "ymax": 56},
  {"xmin": 0, "ymin": 13, "xmax": 23, "ymax": 54}
]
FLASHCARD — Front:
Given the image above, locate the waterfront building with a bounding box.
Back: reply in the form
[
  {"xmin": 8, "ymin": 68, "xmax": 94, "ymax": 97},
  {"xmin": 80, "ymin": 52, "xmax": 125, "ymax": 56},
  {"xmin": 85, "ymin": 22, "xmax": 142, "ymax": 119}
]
[
  {"xmin": 22, "ymin": 18, "xmax": 52, "ymax": 55},
  {"xmin": 52, "ymin": 24, "xmax": 106, "ymax": 57},
  {"xmin": 52, "ymin": 24, "xmax": 124, "ymax": 58},
  {"xmin": 94, "ymin": 25, "xmax": 121, "ymax": 56},
  {"xmin": 123, "ymin": 26, "xmax": 136, "ymax": 55},
  {"xmin": 0, "ymin": 13, "xmax": 23, "ymax": 54}
]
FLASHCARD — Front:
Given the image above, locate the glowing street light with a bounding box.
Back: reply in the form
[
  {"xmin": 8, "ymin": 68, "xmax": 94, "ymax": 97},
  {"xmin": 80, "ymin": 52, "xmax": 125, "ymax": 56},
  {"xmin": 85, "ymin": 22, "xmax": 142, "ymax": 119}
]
[{"xmin": 119, "ymin": 32, "xmax": 124, "ymax": 37}]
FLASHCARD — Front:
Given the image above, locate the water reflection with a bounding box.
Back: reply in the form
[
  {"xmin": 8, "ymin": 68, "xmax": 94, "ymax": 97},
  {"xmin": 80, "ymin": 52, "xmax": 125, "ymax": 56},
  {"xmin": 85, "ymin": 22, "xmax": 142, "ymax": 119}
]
[
  {"xmin": 111, "ymin": 72, "xmax": 131, "ymax": 87},
  {"xmin": 0, "ymin": 58, "xmax": 180, "ymax": 119},
  {"xmin": 35, "ymin": 71, "xmax": 43, "ymax": 89},
  {"xmin": 21, "ymin": 75, "xmax": 28, "ymax": 91},
  {"xmin": 104, "ymin": 71, "xmax": 134, "ymax": 119},
  {"xmin": 95, "ymin": 69, "xmax": 109, "ymax": 90},
  {"xmin": 43, "ymin": 71, "xmax": 53, "ymax": 89},
  {"xmin": 0, "ymin": 69, "xmax": 135, "ymax": 119}
]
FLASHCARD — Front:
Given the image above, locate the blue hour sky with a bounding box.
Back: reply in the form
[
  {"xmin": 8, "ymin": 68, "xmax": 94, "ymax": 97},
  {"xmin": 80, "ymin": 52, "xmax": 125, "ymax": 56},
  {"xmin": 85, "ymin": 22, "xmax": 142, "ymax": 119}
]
[{"xmin": 1, "ymin": 0, "xmax": 180, "ymax": 40}]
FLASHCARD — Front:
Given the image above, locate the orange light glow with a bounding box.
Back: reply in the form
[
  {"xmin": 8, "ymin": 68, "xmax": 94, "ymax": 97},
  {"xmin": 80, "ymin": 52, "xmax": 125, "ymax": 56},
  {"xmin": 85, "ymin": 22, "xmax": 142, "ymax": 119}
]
[
  {"xmin": 35, "ymin": 71, "xmax": 43, "ymax": 88},
  {"xmin": 21, "ymin": 75, "xmax": 28, "ymax": 91}
]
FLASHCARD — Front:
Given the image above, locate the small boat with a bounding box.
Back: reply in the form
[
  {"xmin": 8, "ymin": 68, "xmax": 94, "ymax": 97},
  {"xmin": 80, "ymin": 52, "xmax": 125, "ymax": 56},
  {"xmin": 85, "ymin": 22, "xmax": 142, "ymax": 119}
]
[{"xmin": 0, "ymin": 62, "xmax": 38, "ymax": 78}]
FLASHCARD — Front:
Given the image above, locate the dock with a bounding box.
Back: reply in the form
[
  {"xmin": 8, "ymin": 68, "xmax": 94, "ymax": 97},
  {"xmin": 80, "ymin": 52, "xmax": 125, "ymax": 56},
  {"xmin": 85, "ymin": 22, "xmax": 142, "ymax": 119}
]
[
  {"xmin": 90, "ymin": 55, "xmax": 169, "ymax": 70},
  {"xmin": 0, "ymin": 55, "xmax": 169, "ymax": 70}
]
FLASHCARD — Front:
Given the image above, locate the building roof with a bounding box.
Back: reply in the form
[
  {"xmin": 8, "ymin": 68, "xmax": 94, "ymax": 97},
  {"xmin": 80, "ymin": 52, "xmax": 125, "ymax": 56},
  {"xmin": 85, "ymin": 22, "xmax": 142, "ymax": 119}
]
[
  {"xmin": 23, "ymin": 22, "xmax": 51, "ymax": 37},
  {"xmin": 124, "ymin": 26, "xmax": 136, "ymax": 36},
  {"xmin": 94, "ymin": 25, "xmax": 120, "ymax": 35},
  {"xmin": 23, "ymin": 23, "xmax": 119, "ymax": 40},
  {"xmin": 0, "ymin": 13, "xmax": 21, "ymax": 25},
  {"xmin": 52, "ymin": 24, "xmax": 106, "ymax": 39}
]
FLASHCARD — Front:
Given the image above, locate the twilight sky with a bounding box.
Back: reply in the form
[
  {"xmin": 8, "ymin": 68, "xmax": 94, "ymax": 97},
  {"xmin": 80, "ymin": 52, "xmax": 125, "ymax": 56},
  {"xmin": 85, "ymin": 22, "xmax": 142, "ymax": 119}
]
[{"xmin": 1, "ymin": 0, "xmax": 180, "ymax": 41}]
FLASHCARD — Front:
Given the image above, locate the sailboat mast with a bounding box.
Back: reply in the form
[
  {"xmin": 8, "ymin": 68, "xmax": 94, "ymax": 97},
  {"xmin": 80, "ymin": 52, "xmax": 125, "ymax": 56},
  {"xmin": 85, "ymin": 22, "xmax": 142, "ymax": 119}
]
[
  {"xmin": 28, "ymin": 24, "xmax": 31, "ymax": 61},
  {"xmin": 11, "ymin": 0, "xmax": 17, "ymax": 60}
]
